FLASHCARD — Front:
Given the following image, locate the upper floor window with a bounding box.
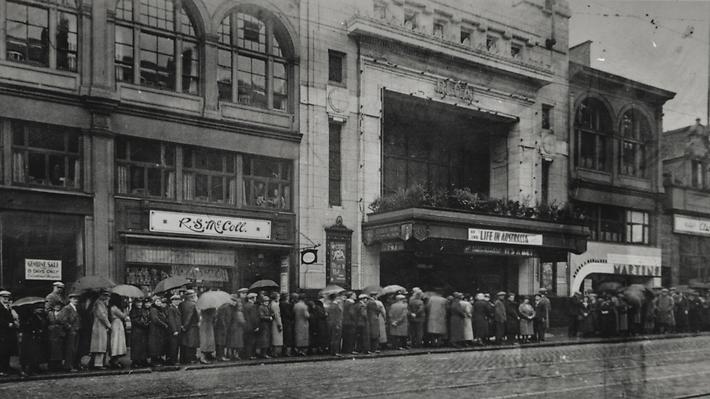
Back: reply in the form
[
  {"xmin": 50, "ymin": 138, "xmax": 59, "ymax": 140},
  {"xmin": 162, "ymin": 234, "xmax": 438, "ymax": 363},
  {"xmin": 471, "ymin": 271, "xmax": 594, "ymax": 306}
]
[
  {"xmin": 619, "ymin": 109, "xmax": 650, "ymax": 178},
  {"xmin": 183, "ymin": 145, "xmax": 236, "ymax": 205},
  {"xmin": 11, "ymin": 120, "xmax": 82, "ymax": 190},
  {"xmin": 575, "ymin": 98, "xmax": 612, "ymax": 171},
  {"xmin": 541, "ymin": 104, "xmax": 552, "ymax": 130},
  {"xmin": 114, "ymin": 0, "xmax": 200, "ymax": 94},
  {"xmin": 577, "ymin": 202, "xmax": 650, "ymax": 244},
  {"xmin": 243, "ymin": 155, "xmax": 292, "ymax": 210},
  {"xmin": 486, "ymin": 35, "xmax": 499, "ymax": 52},
  {"xmin": 460, "ymin": 29, "xmax": 472, "ymax": 47},
  {"xmin": 403, "ymin": 8, "xmax": 418, "ymax": 31},
  {"xmin": 433, "ymin": 20, "xmax": 445, "ymax": 39},
  {"xmin": 217, "ymin": 8, "xmax": 292, "ymax": 112},
  {"xmin": 116, "ymin": 136, "xmax": 176, "ymax": 199},
  {"xmin": 691, "ymin": 160, "xmax": 706, "ymax": 189},
  {"xmin": 6, "ymin": 0, "xmax": 79, "ymax": 72},
  {"xmin": 328, "ymin": 50, "xmax": 345, "ymax": 85}
]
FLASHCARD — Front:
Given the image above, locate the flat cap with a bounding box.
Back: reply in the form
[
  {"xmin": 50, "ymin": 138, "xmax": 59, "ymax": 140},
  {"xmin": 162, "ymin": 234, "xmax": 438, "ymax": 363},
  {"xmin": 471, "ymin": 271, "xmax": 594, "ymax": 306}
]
[
  {"xmin": 237, "ymin": 288, "xmax": 249, "ymax": 293},
  {"xmin": 53, "ymin": 282, "xmax": 65, "ymax": 288},
  {"xmin": 0, "ymin": 290, "xmax": 10, "ymax": 297},
  {"xmin": 170, "ymin": 294, "xmax": 181, "ymax": 301}
]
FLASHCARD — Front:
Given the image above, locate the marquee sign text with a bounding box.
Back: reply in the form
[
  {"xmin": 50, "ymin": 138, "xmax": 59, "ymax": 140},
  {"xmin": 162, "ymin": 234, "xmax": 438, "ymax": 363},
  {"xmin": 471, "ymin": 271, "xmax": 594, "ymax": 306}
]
[{"xmin": 150, "ymin": 210, "xmax": 271, "ymax": 240}]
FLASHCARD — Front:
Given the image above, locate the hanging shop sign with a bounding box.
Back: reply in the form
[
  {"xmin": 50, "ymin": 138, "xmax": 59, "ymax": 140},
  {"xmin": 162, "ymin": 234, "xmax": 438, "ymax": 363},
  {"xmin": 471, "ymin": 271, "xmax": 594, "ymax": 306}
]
[
  {"xmin": 673, "ymin": 214, "xmax": 710, "ymax": 237},
  {"xmin": 150, "ymin": 210, "xmax": 271, "ymax": 240},
  {"xmin": 25, "ymin": 259, "xmax": 62, "ymax": 281},
  {"xmin": 467, "ymin": 228, "xmax": 543, "ymax": 246}
]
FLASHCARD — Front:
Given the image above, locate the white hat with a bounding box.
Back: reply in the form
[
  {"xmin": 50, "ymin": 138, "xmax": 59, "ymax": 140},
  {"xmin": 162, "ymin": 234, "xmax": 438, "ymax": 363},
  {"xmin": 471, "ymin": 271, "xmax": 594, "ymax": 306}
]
[
  {"xmin": 358, "ymin": 294, "xmax": 368, "ymax": 300},
  {"xmin": 53, "ymin": 282, "xmax": 65, "ymax": 288},
  {"xmin": 0, "ymin": 290, "xmax": 10, "ymax": 297}
]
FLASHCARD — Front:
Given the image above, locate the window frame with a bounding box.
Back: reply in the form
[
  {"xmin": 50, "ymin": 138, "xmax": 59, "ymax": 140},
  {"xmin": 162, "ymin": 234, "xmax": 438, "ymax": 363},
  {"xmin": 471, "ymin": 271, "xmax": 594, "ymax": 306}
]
[
  {"xmin": 242, "ymin": 154, "xmax": 292, "ymax": 211},
  {"xmin": 115, "ymin": 136, "xmax": 176, "ymax": 199},
  {"xmin": 577, "ymin": 202, "xmax": 651, "ymax": 245},
  {"xmin": 328, "ymin": 49, "xmax": 346, "ymax": 86},
  {"xmin": 113, "ymin": 0, "xmax": 200, "ymax": 95},
  {"xmin": 182, "ymin": 145, "xmax": 238, "ymax": 205},
  {"xmin": 328, "ymin": 122, "xmax": 342, "ymax": 207},
  {"xmin": 575, "ymin": 98, "xmax": 612, "ymax": 172},
  {"xmin": 618, "ymin": 109, "xmax": 649, "ymax": 178}
]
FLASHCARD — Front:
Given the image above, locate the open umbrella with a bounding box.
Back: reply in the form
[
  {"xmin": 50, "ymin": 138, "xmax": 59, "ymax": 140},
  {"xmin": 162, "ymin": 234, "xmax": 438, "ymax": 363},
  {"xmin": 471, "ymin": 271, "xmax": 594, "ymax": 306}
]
[
  {"xmin": 197, "ymin": 290, "xmax": 232, "ymax": 310},
  {"xmin": 11, "ymin": 297, "xmax": 45, "ymax": 308},
  {"xmin": 111, "ymin": 284, "xmax": 145, "ymax": 298},
  {"xmin": 73, "ymin": 275, "xmax": 116, "ymax": 292},
  {"xmin": 319, "ymin": 284, "xmax": 345, "ymax": 297},
  {"xmin": 597, "ymin": 281, "xmax": 624, "ymax": 294},
  {"xmin": 381, "ymin": 284, "xmax": 407, "ymax": 295},
  {"xmin": 154, "ymin": 276, "xmax": 191, "ymax": 294},
  {"xmin": 249, "ymin": 279, "xmax": 279, "ymax": 291},
  {"xmin": 363, "ymin": 285, "xmax": 383, "ymax": 296}
]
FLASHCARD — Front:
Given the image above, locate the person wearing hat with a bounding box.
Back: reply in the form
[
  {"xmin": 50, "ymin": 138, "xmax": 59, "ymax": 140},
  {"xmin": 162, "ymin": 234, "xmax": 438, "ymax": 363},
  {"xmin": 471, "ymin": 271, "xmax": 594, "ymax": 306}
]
[
  {"xmin": 46, "ymin": 295, "xmax": 65, "ymax": 371},
  {"xmin": 128, "ymin": 296, "xmax": 150, "ymax": 368},
  {"xmin": 0, "ymin": 290, "xmax": 18, "ymax": 376},
  {"xmin": 425, "ymin": 290, "xmax": 447, "ymax": 348},
  {"xmin": 269, "ymin": 291, "xmax": 283, "ymax": 358},
  {"xmin": 472, "ymin": 293, "xmax": 489, "ymax": 345},
  {"xmin": 326, "ymin": 292, "xmax": 344, "ymax": 356},
  {"xmin": 179, "ymin": 290, "xmax": 200, "ymax": 364},
  {"xmin": 493, "ymin": 292, "xmax": 507, "ymax": 345},
  {"xmin": 537, "ymin": 288, "xmax": 551, "ymax": 341},
  {"xmin": 292, "ymin": 293, "xmax": 310, "ymax": 356},
  {"xmin": 408, "ymin": 290, "xmax": 425, "ymax": 348},
  {"xmin": 279, "ymin": 293, "xmax": 295, "ymax": 357},
  {"xmin": 567, "ymin": 291, "xmax": 584, "ymax": 339},
  {"xmin": 365, "ymin": 292, "xmax": 382, "ymax": 353},
  {"xmin": 214, "ymin": 294, "xmax": 236, "ymax": 361},
  {"xmin": 58, "ymin": 292, "xmax": 82, "ymax": 372},
  {"xmin": 505, "ymin": 293, "xmax": 520, "ymax": 344},
  {"xmin": 148, "ymin": 296, "xmax": 168, "ymax": 366},
  {"xmin": 655, "ymin": 288, "xmax": 675, "ymax": 334},
  {"xmin": 89, "ymin": 291, "xmax": 112, "ymax": 369},
  {"xmin": 242, "ymin": 292, "xmax": 259, "ymax": 360},
  {"xmin": 46, "ymin": 282, "xmax": 67, "ymax": 313},
  {"xmin": 449, "ymin": 292, "xmax": 466, "ymax": 348},
  {"xmin": 164, "ymin": 295, "xmax": 181, "ymax": 365},
  {"xmin": 227, "ymin": 294, "xmax": 246, "ymax": 360},
  {"xmin": 388, "ymin": 294, "xmax": 409, "ymax": 349},
  {"xmin": 354, "ymin": 294, "xmax": 370, "ymax": 354},
  {"xmin": 340, "ymin": 291, "xmax": 357, "ymax": 354}
]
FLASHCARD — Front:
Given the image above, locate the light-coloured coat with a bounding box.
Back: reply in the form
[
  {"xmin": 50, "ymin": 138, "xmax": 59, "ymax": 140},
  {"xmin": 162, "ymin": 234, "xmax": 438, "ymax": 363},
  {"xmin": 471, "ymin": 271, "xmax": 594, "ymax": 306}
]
[
  {"xmin": 293, "ymin": 300, "xmax": 310, "ymax": 347},
  {"xmin": 388, "ymin": 301, "xmax": 409, "ymax": 337},
  {"xmin": 270, "ymin": 301, "xmax": 283, "ymax": 346},
  {"xmin": 461, "ymin": 300, "xmax": 473, "ymax": 341},
  {"xmin": 425, "ymin": 295, "xmax": 448, "ymax": 335},
  {"xmin": 90, "ymin": 300, "xmax": 111, "ymax": 353},
  {"xmin": 109, "ymin": 305, "xmax": 127, "ymax": 357}
]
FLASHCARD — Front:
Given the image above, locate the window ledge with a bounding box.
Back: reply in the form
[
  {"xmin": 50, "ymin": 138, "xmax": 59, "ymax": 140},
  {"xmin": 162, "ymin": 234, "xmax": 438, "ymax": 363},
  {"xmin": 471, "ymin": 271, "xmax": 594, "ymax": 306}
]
[
  {"xmin": 219, "ymin": 102, "xmax": 295, "ymax": 131},
  {"xmin": 1, "ymin": 184, "xmax": 91, "ymax": 197},
  {"xmin": 118, "ymin": 83, "xmax": 203, "ymax": 114},
  {"xmin": 0, "ymin": 60, "xmax": 79, "ymax": 91}
]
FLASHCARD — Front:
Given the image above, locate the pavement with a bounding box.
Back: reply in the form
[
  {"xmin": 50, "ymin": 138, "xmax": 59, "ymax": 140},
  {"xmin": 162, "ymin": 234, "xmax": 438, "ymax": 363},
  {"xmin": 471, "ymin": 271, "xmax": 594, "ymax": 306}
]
[{"xmin": 2, "ymin": 333, "xmax": 710, "ymax": 398}]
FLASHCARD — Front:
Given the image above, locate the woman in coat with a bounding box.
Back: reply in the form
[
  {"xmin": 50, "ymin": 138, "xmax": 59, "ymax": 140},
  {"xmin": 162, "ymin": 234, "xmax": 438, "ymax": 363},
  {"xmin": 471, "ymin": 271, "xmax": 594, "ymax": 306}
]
[
  {"xmin": 280, "ymin": 294, "xmax": 295, "ymax": 356},
  {"xmin": 472, "ymin": 294, "xmax": 490, "ymax": 344},
  {"xmin": 269, "ymin": 292, "xmax": 283, "ymax": 357},
  {"xmin": 109, "ymin": 297, "xmax": 128, "ymax": 368},
  {"xmin": 448, "ymin": 293, "xmax": 466, "ymax": 347},
  {"xmin": 374, "ymin": 297, "xmax": 388, "ymax": 346},
  {"xmin": 256, "ymin": 294, "xmax": 273, "ymax": 359},
  {"xmin": 518, "ymin": 297, "xmax": 535, "ymax": 343},
  {"xmin": 425, "ymin": 293, "xmax": 447, "ymax": 347},
  {"xmin": 215, "ymin": 298, "xmax": 234, "ymax": 361},
  {"xmin": 199, "ymin": 307, "xmax": 216, "ymax": 363},
  {"xmin": 47, "ymin": 302, "xmax": 65, "ymax": 371},
  {"xmin": 90, "ymin": 292, "xmax": 111, "ymax": 369},
  {"xmin": 365, "ymin": 296, "xmax": 381, "ymax": 352},
  {"xmin": 293, "ymin": 294, "xmax": 310, "ymax": 356},
  {"xmin": 461, "ymin": 295, "xmax": 474, "ymax": 344},
  {"xmin": 227, "ymin": 299, "xmax": 245, "ymax": 360},
  {"xmin": 148, "ymin": 297, "xmax": 168, "ymax": 365},
  {"xmin": 129, "ymin": 298, "xmax": 150, "ymax": 367},
  {"xmin": 388, "ymin": 295, "xmax": 409, "ymax": 349}
]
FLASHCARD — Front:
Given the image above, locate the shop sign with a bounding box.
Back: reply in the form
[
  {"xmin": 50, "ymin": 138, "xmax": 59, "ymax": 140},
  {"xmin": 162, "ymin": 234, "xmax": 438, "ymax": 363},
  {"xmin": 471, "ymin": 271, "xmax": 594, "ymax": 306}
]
[
  {"xmin": 150, "ymin": 210, "xmax": 271, "ymax": 240},
  {"xmin": 25, "ymin": 259, "xmax": 62, "ymax": 280},
  {"xmin": 328, "ymin": 241, "xmax": 348, "ymax": 286},
  {"xmin": 364, "ymin": 225, "xmax": 403, "ymax": 244},
  {"xmin": 467, "ymin": 228, "xmax": 543, "ymax": 246},
  {"xmin": 674, "ymin": 214, "xmax": 710, "ymax": 237},
  {"xmin": 381, "ymin": 241, "xmax": 405, "ymax": 252},
  {"xmin": 435, "ymin": 78, "xmax": 475, "ymax": 103},
  {"xmin": 463, "ymin": 244, "xmax": 536, "ymax": 257}
]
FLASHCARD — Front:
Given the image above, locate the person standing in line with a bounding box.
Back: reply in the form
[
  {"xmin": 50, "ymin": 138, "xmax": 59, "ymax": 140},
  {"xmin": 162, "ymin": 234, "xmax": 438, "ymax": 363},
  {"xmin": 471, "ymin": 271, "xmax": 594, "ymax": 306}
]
[
  {"xmin": 198, "ymin": 307, "xmax": 216, "ymax": 364},
  {"xmin": 256, "ymin": 294, "xmax": 273, "ymax": 359},
  {"xmin": 89, "ymin": 291, "xmax": 111, "ymax": 369},
  {"xmin": 533, "ymin": 294, "xmax": 547, "ymax": 342},
  {"xmin": 537, "ymin": 288, "xmax": 551, "ymax": 340},
  {"xmin": 45, "ymin": 282, "xmax": 66, "ymax": 313},
  {"xmin": 179, "ymin": 290, "xmax": 200, "ymax": 364},
  {"xmin": 655, "ymin": 288, "xmax": 675, "ymax": 334},
  {"xmin": 449, "ymin": 292, "xmax": 466, "ymax": 348},
  {"xmin": 149, "ymin": 297, "xmax": 169, "ymax": 365},
  {"xmin": 341, "ymin": 292, "xmax": 357, "ymax": 354},
  {"xmin": 0, "ymin": 290, "xmax": 18, "ymax": 376},
  {"xmin": 460, "ymin": 294, "xmax": 474, "ymax": 346},
  {"xmin": 129, "ymin": 297, "xmax": 150, "ymax": 368},
  {"xmin": 374, "ymin": 294, "xmax": 388, "ymax": 350},
  {"xmin": 354, "ymin": 294, "xmax": 371, "ymax": 354},
  {"xmin": 366, "ymin": 293, "xmax": 382, "ymax": 353},
  {"xmin": 293, "ymin": 293, "xmax": 310, "ymax": 356},
  {"xmin": 19, "ymin": 303, "xmax": 46, "ymax": 376},
  {"xmin": 425, "ymin": 291, "xmax": 448, "ymax": 347},
  {"xmin": 269, "ymin": 292, "xmax": 283, "ymax": 358},
  {"xmin": 227, "ymin": 296, "xmax": 245, "ymax": 360},
  {"xmin": 493, "ymin": 292, "xmax": 507, "ymax": 345},
  {"xmin": 46, "ymin": 302, "xmax": 65, "ymax": 371},
  {"xmin": 408, "ymin": 289, "xmax": 425, "ymax": 348},
  {"xmin": 164, "ymin": 295, "xmax": 181, "ymax": 365},
  {"xmin": 616, "ymin": 293, "xmax": 630, "ymax": 337},
  {"xmin": 108, "ymin": 296, "xmax": 128, "ymax": 368},
  {"xmin": 59, "ymin": 292, "xmax": 81, "ymax": 372},
  {"xmin": 389, "ymin": 295, "xmax": 409, "ymax": 349},
  {"xmin": 568, "ymin": 291, "xmax": 584, "ymax": 338},
  {"xmin": 518, "ymin": 296, "xmax": 535, "ymax": 343},
  {"xmin": 326, "ymin": 293, "xmax": 343, "ymax": 356},
  {"xmin": 472, "ymin": 293, "xmax": 489, "ymax": 346},
  {"xmin": 505, "ymin": 293, "xmax": 520, "ymax": 343},
  {"xmin": 280, "ymin": 293, "xmax": 295, "ymax": 357},
  {"xmin": 242, "ymin": 293, "xmax": 259, "ymax": 360},
  {"xmin": 214, "ymin": 295, "xmax": 235, "ymax": 361}
]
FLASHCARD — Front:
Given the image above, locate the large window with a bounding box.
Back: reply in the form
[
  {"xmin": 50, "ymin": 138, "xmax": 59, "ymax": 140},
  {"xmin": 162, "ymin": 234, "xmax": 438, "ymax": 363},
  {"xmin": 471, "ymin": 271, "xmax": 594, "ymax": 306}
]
[
  {"xmin": 576, "ymin": 202, "xmax": 649, "ymax": 244},
  {"xmin": 11, "ymin": 120, "xmax": 81, "ymax": 190},
  {"xmin": 243, "ymin": 155, "xmax": 291, "ymax": 210},
  {"xmin": 116, "ymin": 137, "xmax": 176, "ymax": 199},
  {"xmin": 619, "ymin": 109, "xmax": 649, "ymax": 178},
  {"xmin": 114, "ymin": 0, "xmax": 199, "ymax": 94},
  {"xmin": 217, "ymin": 8, "xmax": 291, "ymax": 111},
  {"xmin": 183, "ymin": 146, "xmax": 236, "ymax": 205},
  {"xmin": 575, "ymin": 98, "xmax": 612, "ymax": 171},
  {"xmin": 6, "ymin": 0, "xmax": 78, "ymax": 72},
  {"xmin": 329, "ymin": 122, "xmax": 342, "ymax": 206}
]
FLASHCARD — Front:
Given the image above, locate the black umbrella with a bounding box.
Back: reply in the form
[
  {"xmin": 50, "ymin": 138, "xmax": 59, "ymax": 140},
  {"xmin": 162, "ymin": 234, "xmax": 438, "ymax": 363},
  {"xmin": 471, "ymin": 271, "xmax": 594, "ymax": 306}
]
[
  {"xmin": 73, "ymin": 275, "xmax": 116, "ymax": 292},
  {"xmin": 249, "ymin": 279, "xmax": 279, "ymax": 291},
  {"xmin": 11, "ymin": 296, "xmax": 45, "ymax": 308},
  {"xmin": 154, "ymin": 276, "xmax": 191, "ymax": 294}
]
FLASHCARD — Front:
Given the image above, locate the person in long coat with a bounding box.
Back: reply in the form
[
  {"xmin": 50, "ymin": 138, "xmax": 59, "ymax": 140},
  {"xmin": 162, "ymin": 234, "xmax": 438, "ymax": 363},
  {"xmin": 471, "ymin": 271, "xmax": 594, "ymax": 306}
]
[
  {"xmin": 164, "ymin": 295, "xmax": 181, "ymax": 365},
  {"xmin": 449, "ymin": 293, "xmax": 466, "ymax": 347},
  {"xmin": 293, "ymin": 294, "xmax": 310, "ymax": 356},
  {"xmin": 0, "ymin": 290, "xmax": 18, "ymax": 376},
  {"xmin": 242, "ymin": 293, "xmax": 259, "ymax": 360},
  {"xmin": 366, "ymin": 295, "xmax": 381, "ymax": 352},
  {"xmin": 214, "ymin": 296, "xmax": 235, "ymax": 361},
  {"xmin": 580, "ymin": 296, "xmax": 595, "ymax": 337},
  {"xmin": 655, "ymin": 288, "xmax": 675, "ymax": 334},
  {"xmin": 493, "ymin": 292, "xmax": 507, "ymax": 345},
  {"xmin": 149, "ymin": 297, "xmax": 169, "ymax": 365},
  {"xmin": 374, "ymin": 296, "xmax": 388, "ymax": 346},
  {"xmin": 673, "ymin": 293, "xmax": 689, "ymax": 333},
  {"xmin": 227, "ymin": 298, "xmax": 245, "ymax": 359},
  {"xmin": 58, "ymin": 292, "xmax": 81, "ymax": 372},
  {"xmin": 341, "ymin": 292, "xmax": 357, "ymax": 354},
  {"xmin": 269, "ymin": 292, "xmax": 283, "ymax": 357},
  {"xmin": 326, "ymin": 293, "xmax": 343, "ymax": 356},
  {"xmin": 616, "ymin": 293, "xmax": 630, "ymax": 337},
  {"xmin": 518, "ymin": 297, "xmax": 535, "ymax": 343},
  {"xmin": 388, "ymin": 295, "xmax": 409, "ymax": 349},
  {"xmin": 354, "ymin": 295, "xmax": 370, "ymax": 354},
  {"xmin": 109, "ymin": 298, "xmax": 128, "ymax": 368},
  {"xmin": 567, "ymin": 292, "xmax": 584, "ymax": 338},
  {"xmin": 408, "ymin": 291, "xmax": 425, "ymax": 348},
  {"xmin": 425, "ymin": 293, "xmax": 447, "ymax": 347},
  {"xmin": 129, "ymin": 298, "xmax": 150, "ymax": 368},
  {"xmin": 461, "ymin": 294, "xmax": 474, "ymax": 344},
  {"xmin": 46, "ymin": 302, "xmax": 65, "ymax": 371},
  {"xmin": 280, "ymin": 293, "xmax": 295, "ymax": 357},
  {"xmin": 598, "ymin": 295, "xmax": 617, "ymax": 338},
  {"xmin": 472, "ymin": 294, "xmax": 490, "ymax": 344},
  {"xmin": 643, "ymin": 296, "xmax": 656, "ymax": 334},
  {"xmin": 90, "ymin": 292, "xmax": 111, "ymax": 369},
  {"xmin": 505, "ymin": 294, "xmax": 519, "ymax": 343},
  {"xmin": 19, "ymin": 304, "xmax": 46, "ymax": 376},
  {"xmin": 533, "ymin": 294, "xmax": 549, "ymax": 342},
  {"xmin": 199, "ymin": 307, "xmax": 216, "ymax": 363},
  {"xmin": 688, "ymin": 293, "xmax": 703, "ymax": 333},
  {"xmin": 314, "ymin": 299, "xmax": 330, "ymax": 353},
  {"xmin": 179, "ymin": 290, "xmax": 200, "ymax": 364},
  {"xmin": 256, "ymin": 295, "xmax": 273, "ymax": 359}
]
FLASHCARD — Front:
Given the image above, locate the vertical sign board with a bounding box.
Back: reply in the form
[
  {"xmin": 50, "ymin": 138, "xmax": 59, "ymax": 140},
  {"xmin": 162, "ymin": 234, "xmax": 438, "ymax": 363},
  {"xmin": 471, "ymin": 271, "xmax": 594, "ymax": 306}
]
[
  {"xmin": 325, "ymin": 221, "xmax": 353, "ymax": 289},
  {"xmin": 25, "ymin": 259, "xmax": 62, "ymax": 280}
]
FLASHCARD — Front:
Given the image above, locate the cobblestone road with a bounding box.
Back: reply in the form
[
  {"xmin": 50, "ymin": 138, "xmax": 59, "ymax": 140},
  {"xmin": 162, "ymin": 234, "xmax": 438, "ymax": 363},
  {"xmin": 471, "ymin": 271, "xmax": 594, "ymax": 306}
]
[{"xmin": 3, "ymin": 336, "xmax": 710, "ymax": 399}]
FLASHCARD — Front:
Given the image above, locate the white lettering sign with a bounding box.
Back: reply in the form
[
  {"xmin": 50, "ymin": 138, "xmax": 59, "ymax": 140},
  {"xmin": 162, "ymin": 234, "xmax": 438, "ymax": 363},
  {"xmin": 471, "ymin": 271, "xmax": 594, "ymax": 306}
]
[
  {"xmin": 150, "ymin": 210, "xmax": 271, "ymax": 240},
  {"xmin": 25, "ymin": 259, "xmax": 62, "ymax": 281},
  {"xmin": 467, "ymin": 228, "xmax": 543, "ymax": 246},
  {"xmin": 674, "ymin": 214, "xmax": 710, "ymax": 237}
]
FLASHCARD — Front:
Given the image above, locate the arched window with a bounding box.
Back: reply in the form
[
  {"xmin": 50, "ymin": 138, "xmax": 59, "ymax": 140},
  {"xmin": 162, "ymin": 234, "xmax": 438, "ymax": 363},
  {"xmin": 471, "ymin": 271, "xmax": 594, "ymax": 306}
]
[
  {"xmin": 5, "ymin": 0, "xmax": 79, "ymax": 71},
  {"xmin": 575, "ymin": 98, "xmax": 612, "ymax": 171},
  {"xmin": 217, "ymin": 8, "xmax": 292, "ymax": 111},
  {"xmin": 114, "ymin": 0, "xmax": 199, "ymax": 94},
  {"xmin": 619, "ymin": 109, "xmax": 649, "ymax": 178}
]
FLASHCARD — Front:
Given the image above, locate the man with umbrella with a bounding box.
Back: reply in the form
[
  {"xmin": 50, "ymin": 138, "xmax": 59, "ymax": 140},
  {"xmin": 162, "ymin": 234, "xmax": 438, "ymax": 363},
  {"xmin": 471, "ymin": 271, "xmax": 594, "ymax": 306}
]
[
  {"xmin": 45, "ymin": 282, "xmax": 66, "ymax": 312},
  {"xmin": 179, "ymin": 290, "xmax": 200, "ymax": 364},
  {"xmin": 0, "ymin": 290, "xmax": 18, "ymax": 376}
]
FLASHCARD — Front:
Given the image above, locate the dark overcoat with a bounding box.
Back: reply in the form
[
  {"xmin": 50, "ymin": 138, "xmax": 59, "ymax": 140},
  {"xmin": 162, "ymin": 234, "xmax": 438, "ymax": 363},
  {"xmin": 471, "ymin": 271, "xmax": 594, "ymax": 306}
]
[
  {"xmin": 129, "ymin": 307, "xmax": 149, "ymax": 363},
  {"xmin": 472, "ymin": 300, "xmax": 490, "ymax": 338},
  {"xmin": 148, "ymin": 305, "xmax": 168, "ymax": 358},
  {"xmin": 214, "ymin": 303, "xmax": 233, "ymax": 347},
  {"xmin": 227, "ymin": 303, "xmax": 245, "ymax": 349},
  {"xmin": 449, "ymin": 299, "xmax": 466, "ymax": 343},
  {"xmin": 280, "ymin": 300, "xmax": 295, "ymax": 347},
  {"xmin": 179, "ymin": 300, "xmax": 200, "ymax": 348},
  {"xmin": 366, "ymin": 300, "xmax": 381, "ymax": 340},
  {"xmin": 47, "ymin": 309, "xmax": 65, "ymax": 361}
]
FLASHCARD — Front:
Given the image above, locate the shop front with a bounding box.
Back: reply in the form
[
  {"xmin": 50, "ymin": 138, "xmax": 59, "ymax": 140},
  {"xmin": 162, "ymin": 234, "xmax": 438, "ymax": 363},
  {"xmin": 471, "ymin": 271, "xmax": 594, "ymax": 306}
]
[
  {"xmin": 569, "ymin": 242, "xmax": 662, "ymax": 294},
  {"xmin": 116, "ymin": 201, "xmax": 295, "ymax": 293},
  {"xmin": 363, "ymin": 208, "xmax": 588, "ymax": 295},
  {"xmin": 671, "ymin": 214, "xmax": 710, "ymax": 286}
]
